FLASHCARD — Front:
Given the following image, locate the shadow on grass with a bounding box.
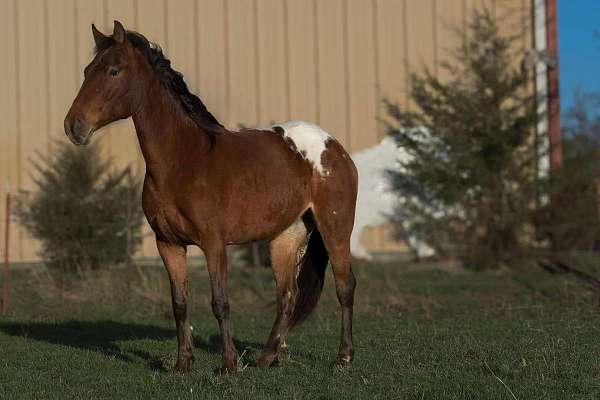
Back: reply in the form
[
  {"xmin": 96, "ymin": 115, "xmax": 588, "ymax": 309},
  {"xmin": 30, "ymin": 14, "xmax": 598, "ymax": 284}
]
[{"xmin": 0, "ymin": 320, "xmax": 264, "ymax": 371}]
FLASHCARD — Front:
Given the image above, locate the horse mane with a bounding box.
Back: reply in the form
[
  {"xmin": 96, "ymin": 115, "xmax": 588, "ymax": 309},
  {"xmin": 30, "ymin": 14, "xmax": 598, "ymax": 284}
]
[{"xmin": 94, "ymin": 31, "xmax": 224, "ymax": 145}]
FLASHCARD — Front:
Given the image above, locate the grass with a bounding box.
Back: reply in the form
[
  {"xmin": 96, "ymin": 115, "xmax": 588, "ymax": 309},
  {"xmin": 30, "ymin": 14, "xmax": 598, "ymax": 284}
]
[{"xmin": 0, "ymin": 260, "xmax": 598, "ymax": 399}]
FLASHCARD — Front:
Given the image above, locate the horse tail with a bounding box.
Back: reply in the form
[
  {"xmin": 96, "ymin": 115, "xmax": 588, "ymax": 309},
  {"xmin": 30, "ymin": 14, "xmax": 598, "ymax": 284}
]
[{"xmin": 288, "ymin": 228, "xmax": 329, "ymax": 329}]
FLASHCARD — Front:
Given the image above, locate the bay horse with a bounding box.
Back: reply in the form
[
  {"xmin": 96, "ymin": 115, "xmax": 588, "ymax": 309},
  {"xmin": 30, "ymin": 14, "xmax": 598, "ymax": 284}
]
[{"xmin": 64, "ymin": 21, "xmax": 357, "ymax": 373}]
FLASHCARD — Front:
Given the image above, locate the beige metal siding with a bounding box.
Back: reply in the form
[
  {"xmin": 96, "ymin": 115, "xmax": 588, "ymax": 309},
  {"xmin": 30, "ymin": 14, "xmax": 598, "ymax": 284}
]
[
  {"xmin": 316, "ymin": 0, "xmax": 349, "ymax": 146},
  {"xmin": 376, "ymin": 0, "xmax": 409, "ymax": 111},
  {"xmin": 0, "ymin": 0, "xmax": 533, "ymax": 262}
]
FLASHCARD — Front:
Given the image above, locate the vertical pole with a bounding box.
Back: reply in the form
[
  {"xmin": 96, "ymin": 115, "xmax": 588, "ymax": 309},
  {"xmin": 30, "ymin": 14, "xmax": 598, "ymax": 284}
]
[
  {"xmin": 2, "ymin": 191, "xmax": 10, "ymax": 314},
  {"xmin": 595, "ymin": 178, "xmax": 600, "ymax": 220},
  {"xmin": 545, "ymin": 0, "xmax": 562, "ymax": 169},
  {"xmin": 533, "ymin": 0, "xmax": 549, "ymax": 186},
  {"xmin": 126, "ymin": 167, "xmax": 132, "ymax": 268}
]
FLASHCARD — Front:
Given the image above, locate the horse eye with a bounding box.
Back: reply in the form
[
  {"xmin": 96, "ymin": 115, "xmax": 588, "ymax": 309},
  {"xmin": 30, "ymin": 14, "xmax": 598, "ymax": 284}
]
[{"xmin": 109, "ymin": 68, "xmax": 119, "ymax": 77}]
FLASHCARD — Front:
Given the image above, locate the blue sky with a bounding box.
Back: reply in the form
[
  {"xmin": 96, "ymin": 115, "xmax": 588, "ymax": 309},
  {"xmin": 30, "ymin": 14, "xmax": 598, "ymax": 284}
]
[{"xmin": 558, "ymin": 0, "xmax": 600, "ymax": 112}]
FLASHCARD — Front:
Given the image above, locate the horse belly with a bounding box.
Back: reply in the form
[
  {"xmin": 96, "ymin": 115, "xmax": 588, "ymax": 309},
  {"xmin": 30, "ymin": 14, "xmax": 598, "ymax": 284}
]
[{"xmin": 223, "ymin": 173, "xmax": 310, "ymax": 244}]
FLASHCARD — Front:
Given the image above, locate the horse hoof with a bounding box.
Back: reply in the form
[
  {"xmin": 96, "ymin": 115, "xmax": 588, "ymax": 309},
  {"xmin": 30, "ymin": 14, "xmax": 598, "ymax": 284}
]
[
  {"xmin": 170, "ymin": 365, "xmax": 190, "ymax": 375},
  {"xmin": 169, "ymin": 357, "xmax": 193, "ymax": 374},
  {"xmin": 257, "ymin": 353, "xmax": 279, "ymax": 368},
  {"xmin": 213, "ymin": 365, "xmax": 236, "ymax": 376},
  {"xmin": 335, "ymin": 354, "xmax": 352, "ymax": 368}
]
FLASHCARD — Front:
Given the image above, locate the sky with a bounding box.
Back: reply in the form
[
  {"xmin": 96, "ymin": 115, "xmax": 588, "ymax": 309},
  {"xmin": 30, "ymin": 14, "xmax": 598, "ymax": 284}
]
[{"xmin": 558, "ymin": 0, "xmax": 600, "ymax": 112}]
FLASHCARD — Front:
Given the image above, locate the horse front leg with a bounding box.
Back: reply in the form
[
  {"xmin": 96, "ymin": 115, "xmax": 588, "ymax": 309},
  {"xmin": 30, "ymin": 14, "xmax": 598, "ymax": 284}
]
[
  {"xmin": 204, "ymin": 241, "xmax": 238, "ymax": 373},
  {"xmin": 157, "ymin": 239, "xmax": 194, "ymax": 373}
]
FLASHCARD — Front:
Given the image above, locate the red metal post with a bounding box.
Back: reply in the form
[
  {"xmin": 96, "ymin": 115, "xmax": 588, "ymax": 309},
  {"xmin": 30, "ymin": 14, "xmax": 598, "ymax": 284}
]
[
  {"xmin": 546, "ymin": 0, "xmax": 562, "ymax": 169},
  {"xmin": 2, "ymin": 192, "xmax": 10, "ymax": 314}
]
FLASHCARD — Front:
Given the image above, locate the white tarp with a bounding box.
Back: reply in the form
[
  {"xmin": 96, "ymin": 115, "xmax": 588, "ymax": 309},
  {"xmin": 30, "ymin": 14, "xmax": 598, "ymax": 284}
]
[{"xmin": 350, "ymin": 136, "xmax": 435, "ymax": 259}]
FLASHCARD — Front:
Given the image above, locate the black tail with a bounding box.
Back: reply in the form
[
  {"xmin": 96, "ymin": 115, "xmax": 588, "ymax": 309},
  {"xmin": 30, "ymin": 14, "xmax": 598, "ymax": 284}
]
[{"xmin": 288, "ymin": 228, "xmax": 329, "ymax": 329}]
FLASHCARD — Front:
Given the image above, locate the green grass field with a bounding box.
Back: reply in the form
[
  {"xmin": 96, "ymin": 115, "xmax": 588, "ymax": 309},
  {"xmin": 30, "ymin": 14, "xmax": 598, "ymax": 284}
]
[{"xmin": 0, "ymin": 260, "xmax": 598, "ymax": 399}]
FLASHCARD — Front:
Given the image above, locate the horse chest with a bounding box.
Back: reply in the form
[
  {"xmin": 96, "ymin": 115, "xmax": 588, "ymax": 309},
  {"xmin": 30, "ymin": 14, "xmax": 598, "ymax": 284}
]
[{"xmin": 142, "ymin": 186, "xmax": 193, "ymax": 245}]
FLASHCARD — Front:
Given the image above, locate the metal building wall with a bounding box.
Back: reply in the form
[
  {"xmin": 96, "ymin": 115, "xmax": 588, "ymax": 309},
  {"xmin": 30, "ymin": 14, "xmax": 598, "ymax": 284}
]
[{"xmin": 0, "ymin": 0, "xmax": 532, "ymax": 262}]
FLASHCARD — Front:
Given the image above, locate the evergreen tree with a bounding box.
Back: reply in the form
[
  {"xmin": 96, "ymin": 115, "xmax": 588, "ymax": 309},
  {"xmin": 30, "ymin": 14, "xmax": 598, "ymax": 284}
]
[
  {"xmin": 385, "ymin": 10, "xmax": 539, "ymax": 269},
  {"xmin": 14, "ymin": 142, "xmax": 143, "ymax": 273}
]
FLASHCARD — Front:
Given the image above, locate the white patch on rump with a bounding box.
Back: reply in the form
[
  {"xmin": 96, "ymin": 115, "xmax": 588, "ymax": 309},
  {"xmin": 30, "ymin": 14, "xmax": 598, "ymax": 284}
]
[{"xmin": 271, "ymin": 120, "xmax": 333, "ymax": 174}]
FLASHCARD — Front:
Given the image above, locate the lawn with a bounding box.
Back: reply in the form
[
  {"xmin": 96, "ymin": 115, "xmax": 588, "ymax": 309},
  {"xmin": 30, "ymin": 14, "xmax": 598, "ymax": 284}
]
[{"xmin": 0, "ymin": 260, "xmax": 598, "ymax": 399}]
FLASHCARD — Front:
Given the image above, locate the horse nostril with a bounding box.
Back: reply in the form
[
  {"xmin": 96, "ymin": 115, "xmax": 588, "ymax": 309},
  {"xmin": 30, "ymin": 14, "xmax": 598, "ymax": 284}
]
[{"xmin": 72, "ymin": 118, "xmax": 84, "ymax": 136}]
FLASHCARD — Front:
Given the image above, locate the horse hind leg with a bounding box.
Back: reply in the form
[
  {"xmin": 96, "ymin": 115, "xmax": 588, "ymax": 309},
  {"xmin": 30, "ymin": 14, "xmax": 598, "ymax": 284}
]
[
  {"xmin": 312, "ymin": 199, "xmax": 357, "ymax": 367},
  {"xmin": 257, "ymin": 219, "xmax": 309, "ymax": 368},
  {"xmin": 329, "ymin": 240, "xmax": 355, "ymax": 366}
]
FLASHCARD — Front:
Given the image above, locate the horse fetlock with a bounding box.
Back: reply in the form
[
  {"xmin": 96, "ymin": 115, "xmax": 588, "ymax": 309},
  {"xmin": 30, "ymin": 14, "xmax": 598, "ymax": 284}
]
[
  {"xmin": 179, "ymin": 346, "xmax": 194, "ymax": 360},
  {"xmin": 172, "ymin": 296, "xmax": 188, "ymax": 315},
  {"xmin": 335, "ymin": 352, "xmax": 353, "ymax": 367}
]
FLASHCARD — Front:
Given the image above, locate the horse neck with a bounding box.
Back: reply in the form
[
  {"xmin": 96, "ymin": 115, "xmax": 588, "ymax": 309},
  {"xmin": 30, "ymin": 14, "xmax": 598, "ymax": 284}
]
[{"xmin": 132, "ymin": 79, "xmax": 211, "ymax": 178}]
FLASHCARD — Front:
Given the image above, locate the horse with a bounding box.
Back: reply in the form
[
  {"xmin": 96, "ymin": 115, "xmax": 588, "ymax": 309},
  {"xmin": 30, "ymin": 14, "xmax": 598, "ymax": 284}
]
[{"xmin": 64, "ymin": 21, "xmax": 358, "ymax": 374}]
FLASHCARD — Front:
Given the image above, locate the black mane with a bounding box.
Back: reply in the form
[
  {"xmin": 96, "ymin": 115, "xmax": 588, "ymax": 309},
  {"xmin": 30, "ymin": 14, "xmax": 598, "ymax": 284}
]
[{"xmin": 95, "ymin": 31, "xmax": 224, "ymax": 143}]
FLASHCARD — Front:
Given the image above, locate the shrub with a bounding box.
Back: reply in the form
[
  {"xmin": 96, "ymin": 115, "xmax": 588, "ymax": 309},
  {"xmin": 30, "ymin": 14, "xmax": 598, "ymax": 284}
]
[
  {"xmin": 14, "ymin": 142, "xmax": 143, "ymax": 273},
  {"xmin": 536, "ymin": 91, "xmax": 600, "ymax": 251}
]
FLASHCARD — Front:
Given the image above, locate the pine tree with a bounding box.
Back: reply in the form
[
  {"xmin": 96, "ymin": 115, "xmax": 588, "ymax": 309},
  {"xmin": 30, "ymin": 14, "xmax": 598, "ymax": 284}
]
[
  {"xmin": 385, "ymin": 10, "xmax": 539, "ymax": 269},
  {"xmin": 14, "ymin": 142, "xmax": 143, "ymax": 273}
]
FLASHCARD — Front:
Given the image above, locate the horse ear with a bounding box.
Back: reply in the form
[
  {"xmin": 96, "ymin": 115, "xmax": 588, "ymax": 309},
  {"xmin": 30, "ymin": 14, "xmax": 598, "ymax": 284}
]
[
  {"xmin": 91, "ymin": 24, "xmax": 107, "ymax": 46},
  {"xmin": 113, "ymin": 20, "xmax": 126, "ymax": 44}
]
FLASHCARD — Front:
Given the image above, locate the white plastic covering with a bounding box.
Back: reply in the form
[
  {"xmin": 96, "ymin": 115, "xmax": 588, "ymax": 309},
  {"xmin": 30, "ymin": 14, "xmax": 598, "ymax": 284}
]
[{"xmin": 350, "ymin": 136, "xmax": 435, "ymax": 259}]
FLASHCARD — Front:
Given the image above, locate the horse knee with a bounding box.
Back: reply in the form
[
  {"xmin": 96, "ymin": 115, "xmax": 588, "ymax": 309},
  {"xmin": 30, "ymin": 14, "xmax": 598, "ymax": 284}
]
[{"xmin": 211, "ymin": 298, "xmax": 230, "ymax": 321}]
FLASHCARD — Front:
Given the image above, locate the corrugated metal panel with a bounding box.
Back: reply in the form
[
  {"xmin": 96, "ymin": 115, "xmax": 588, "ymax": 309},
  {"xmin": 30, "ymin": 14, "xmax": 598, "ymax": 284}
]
[
  {"xmin": 195, "ymin": 0, "xmax": 228, "ymax": 124},
  {"xmin": 346, "ymin": 0, "xmax": 378, "ymax": 152},
  {"xmin": 0, "ymin": 0, "xmax": 533, "ymax": 261},
  {"xmin": 287, "ymin": 0, "xmax": 319, "ymax": 123},
  {"xmin": 405, "ymin": 0, "xmax": 436, "ymax": 111},
  {"xmin": 16, "ymin": 0, "xmax": 50, "ymax": 260},
  {"xmin": 226, "ymin": 0, "xmax": 259, "ymax": 128},
  {"xmin": 0, "ymin": 0, "xmax": 20, "ymax": 261},
  {"xmin": 375, "ymin": 0, "xmax": 409, "ymax": 115},
  {"xmin": 256, "ymin": 0, "xmax": 289, "ymax": 125},
  {"xmin": 315, "ymin": 0, "xmax": 350, "ymax": 147}
]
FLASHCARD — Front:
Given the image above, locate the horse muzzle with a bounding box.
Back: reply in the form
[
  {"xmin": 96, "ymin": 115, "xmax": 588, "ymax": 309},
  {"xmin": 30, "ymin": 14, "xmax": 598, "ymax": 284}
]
[{"xmin": 64, "ymin": 116, "xmax": 95, "ymax": 146}]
